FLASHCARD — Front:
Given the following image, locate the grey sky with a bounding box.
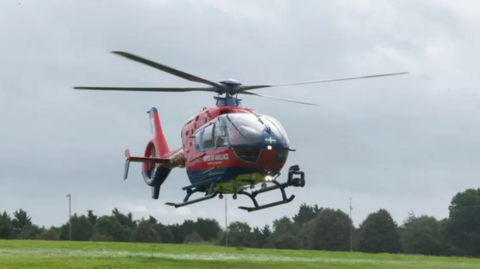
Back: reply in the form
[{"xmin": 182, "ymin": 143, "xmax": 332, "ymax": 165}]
[{"xmin": 2, "ymin": 0, "xmax": 480, "ymax": 229}]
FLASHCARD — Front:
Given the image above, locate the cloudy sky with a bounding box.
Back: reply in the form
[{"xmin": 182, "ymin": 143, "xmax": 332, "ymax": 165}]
[{"xmin": 2, "ymin": 0, "xmax": 480, "ymax": 229}]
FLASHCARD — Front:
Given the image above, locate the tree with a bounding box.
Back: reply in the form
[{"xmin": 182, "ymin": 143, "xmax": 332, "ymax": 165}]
[
  {"xmin": 273, "ymin": 233, "xmax": 303, "ymax": 249},
  {"xmin": 293, "ymin": 203, "xmax": 322, "ymax": 227},
  {"xmin": 94, "ymin": 216, "xmax": 116, "ymax": 238},
  {"xmin": 444, "ymin": 188, "xmax": 480, "ymax": 257},
  {"xmin": 308, "ymin": 208, "xmax": 352, "ymax": 251},
  {"xmin": 130, "ymin": 221, "xmax": 159, "ymax": 243},
  {"xmin": 12, "ymin": 209, "xmax": 32, "ymax": 238},
  {"xmin": 60, "ymin": 214, "xmax": 95, "ymax": 241},
  {"xmin": 113, "ymin": 220, "xmax": 132, "ymax": 242},
  {"xmin": 181, "ymin": 220, "xmax": 196, "ymax": 236},
  {"xmin": 93, "ymin": 214, "xmax": 132, "ymax": 242},
  {"xmin": 356, "ymin": 209, "xmax": 402, "ymax": 254},
  {"xmin": 167, "ymin": 224, "xmax": 184, "ymax": 244},
  {"xmin": 259, "ymin": 225, "xmax": 273, "ymax": 248},
  {"xmin": 271, "ymin": 216, "xmax": 300, "ymax": 237},
  {"xmin": 219, "ymin": 221, "xmax": 254, "ymax": 247},
  {"xmin": 267, "ymin": 216, "xmax": 301, "ymax": 247},
  {"xmin": 168, "ymin": 220, "xmax": 196, "ymax": 244},
  {"xmin": 148, "ymin": 216, "xmax": 158, "ymax": 225},
  {"xmin": 112, "ymin": 208, "xmax": 136, "ymax": 230},
  {"xmin": 37, "ymin": 227, "xmax": 60, "ymax": 240},
  {"xmin": 195, "ymin": 218, "xmax": 222, "ymax": 242},
  {"xmin": 18, "ymin": 224, "xmax": 42, "ymax": 240},
  {"xmin": 252, "ymin": 227, "xmax": 267, "ymax": 248},
  {"xmin": 398, "ymin": 210, "xmax": 416, "ymax": 237},
  {"xmin": 90, "ymin": 232, "xmax": 111, "ymax": 241},
  {"xmin": 184, "ymin": 232, "xmax": 203, "ymax": 244},
  {"xmin": 87, "ymin": 210, "xmax": 98, "ymax": 226},
  {"xmin": 261, "ymin": 225, "xmax": 272, "ymax": 239},
  {"xmin": 153, "ymin": 223, "xmax": 174, "ymax": 243},
  {"xmin": 0, "ymin": 211, "xmax": 13, "ymax": 239},
  {"xmin": 401, "ymin": 214, "xmax": 444, "ymax": 255},
  {"xmin": 298, "ymin": 218, "xmax": 315, "ymax": 249},
  {"xmin": 8, "ymin": 191, "xmax": 480, "ymax": 256}
]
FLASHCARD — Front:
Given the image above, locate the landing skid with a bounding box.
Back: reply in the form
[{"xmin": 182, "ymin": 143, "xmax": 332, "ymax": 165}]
[
  {"xmin": 165, "ymin": 176, "xmax": 220, "ymax": 208},
  {"xmin": 165, "ymin": 192, "xmax": 218, "ymax": 208},
  {"xmin": 164, "ymin": 165, "xmax": 305, "ymax": 212}
]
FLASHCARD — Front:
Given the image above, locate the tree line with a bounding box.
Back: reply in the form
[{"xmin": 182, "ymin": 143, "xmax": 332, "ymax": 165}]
[{"xmin": 1, "ymin": 187, "xmax": 480, "ymax": 257}]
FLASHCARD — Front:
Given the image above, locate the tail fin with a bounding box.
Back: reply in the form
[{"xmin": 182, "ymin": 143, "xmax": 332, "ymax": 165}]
[
  {"xmin": 148, "ymin": 107, "xmax": 170, "ymax": 157},
  {"xmin": 146, "ymin": 106, "xmax": 171, "ymax": 200}
]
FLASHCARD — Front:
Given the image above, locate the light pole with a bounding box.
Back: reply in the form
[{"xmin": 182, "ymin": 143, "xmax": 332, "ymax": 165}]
[
  {"xmin": 66, "ymin": 194, "xmax": 72, "ymax": 240},
  {"xmin": 225, "ymin": 195, "xmax": 228, "ymax": 246},
  {"xmin": 349, "ymin": 197, "xmax": 353, "ymax": 252}
]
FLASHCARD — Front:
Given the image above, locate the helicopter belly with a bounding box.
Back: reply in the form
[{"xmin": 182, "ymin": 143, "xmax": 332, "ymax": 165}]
[
  {"xmin": 215, "ymin": 169, "xmax": 265, "ymax": 193},
  {"xmin": 187, "ymin": 166, "xmax": 281, "ymax": 193}
]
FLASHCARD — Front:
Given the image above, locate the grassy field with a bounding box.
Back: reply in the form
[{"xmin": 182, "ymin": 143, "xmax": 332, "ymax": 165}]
[{"xmin": 0, "ymin": 240, "xmax": 478, "ymax": 268}]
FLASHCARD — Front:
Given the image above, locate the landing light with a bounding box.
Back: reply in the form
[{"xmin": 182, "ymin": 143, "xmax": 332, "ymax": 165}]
[
  {"xmin": 265, "ymin": 176, "xmax": 273, "ymax": 182},
  {"xmin": 267, "ymin": 145, "xmax": 272, "ymax": 150}
]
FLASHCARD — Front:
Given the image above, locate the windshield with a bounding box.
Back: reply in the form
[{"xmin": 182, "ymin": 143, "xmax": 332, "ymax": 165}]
[
  {"xmin": 259, "ymin": 114, "xmax": 290, "ymax": 147},
  {"xmin": 223, "ymin": 113, "xmax": 289, "ymax": 148}
]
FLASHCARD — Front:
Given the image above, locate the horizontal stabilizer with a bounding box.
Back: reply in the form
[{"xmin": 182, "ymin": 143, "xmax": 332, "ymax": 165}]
[
  {"xmin": 125, "ymin": 149, "xmax": 171, "ymax": 164},
  {"xmin": 128, "ymin": 156, "xmax": 172, "ymax": 163},
  {"xmin": 124, "ymin": 149, "xmax": 173, "ymax": 181}
]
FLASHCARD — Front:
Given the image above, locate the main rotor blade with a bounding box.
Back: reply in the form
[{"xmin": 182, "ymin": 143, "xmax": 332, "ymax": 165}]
[
  {"xmin": 236, "ymin": 72, "xmax": 409, "ymax": 93},
  {"xmin": 240, "ymin": 91, "xmax": 320, "ymax": 106},
  {"xmin": 111, "ymin": 51, "xmax": 225, "ymax": 90},
  {"xmin": 73, "ymin": 86, "xmax": 217, "ymax": 93}
]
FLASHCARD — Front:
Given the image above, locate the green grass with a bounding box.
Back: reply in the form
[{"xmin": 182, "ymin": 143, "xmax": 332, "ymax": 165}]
[{"xmin": 0, "ymin": 240, "xmax": 478, "ymax": 268}]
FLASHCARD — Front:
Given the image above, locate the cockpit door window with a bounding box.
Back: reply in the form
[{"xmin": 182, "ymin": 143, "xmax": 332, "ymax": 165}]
[
  {"xmin": 202, "ymin": 124, "xmax": 214, "ymax": 150},
  {"xmin": 214, "ymin": 118, "xmax": 228, "ymax": 148}
]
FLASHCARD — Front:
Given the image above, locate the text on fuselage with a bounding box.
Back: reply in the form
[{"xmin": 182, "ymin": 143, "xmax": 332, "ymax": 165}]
[{"xmin": 203, "ymin": 154, "xmax": 229, "ymax": 162}]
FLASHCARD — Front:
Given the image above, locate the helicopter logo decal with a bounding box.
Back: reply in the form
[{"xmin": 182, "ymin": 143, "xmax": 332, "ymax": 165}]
[{"xmin": 265, "ymin": 137, "xmax": 277, "ymax": 144}]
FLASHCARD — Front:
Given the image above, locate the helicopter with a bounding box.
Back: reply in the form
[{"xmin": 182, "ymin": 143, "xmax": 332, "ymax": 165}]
[{"xmin": 74, "ymin": 51, "xmax": 408, "ymax": 212}]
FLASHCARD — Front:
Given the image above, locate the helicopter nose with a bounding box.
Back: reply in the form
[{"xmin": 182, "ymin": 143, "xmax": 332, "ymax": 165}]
[
  {"xmin": 231, "ymin": 146, "xmax": 262, "ymax": 163},
  {"xmin": 273, "ymin": 149, "xmax": 289, "ymax": 164}
]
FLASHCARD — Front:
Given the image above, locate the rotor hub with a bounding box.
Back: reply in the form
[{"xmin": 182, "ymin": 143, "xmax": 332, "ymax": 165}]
[
  {"xmin": 219, "ymin": 79, "xmax": 242, "ymax": 86},
  {"xmin": 218, "ymin": 79, "xmax": 242, "ymax": 95}
]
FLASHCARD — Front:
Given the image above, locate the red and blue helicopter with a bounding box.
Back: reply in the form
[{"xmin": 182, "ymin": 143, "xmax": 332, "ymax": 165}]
[{"xmin": 74, "ymin": 51, "xmax": 408, "ymax": 212}]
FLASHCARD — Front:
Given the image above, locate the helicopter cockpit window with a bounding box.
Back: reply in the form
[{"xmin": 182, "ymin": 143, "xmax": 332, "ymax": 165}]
[
  {"xmin": 259, "ymin": 115, "xmax": 290, "ymax": 147},
  {"xmin": 225, "ymin": 113, "xmax": 267, "ymax": 146},
  {"xmin": 214, "ymin": 119, "xmax": 228, "ymax": 148},
  {"xmin": 223, "ymin": 113, "xmax": 290, "ymax": 148},
  {"xmin": 202, "ymin": 124, "xmax": 214, "ymax": 149}
]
